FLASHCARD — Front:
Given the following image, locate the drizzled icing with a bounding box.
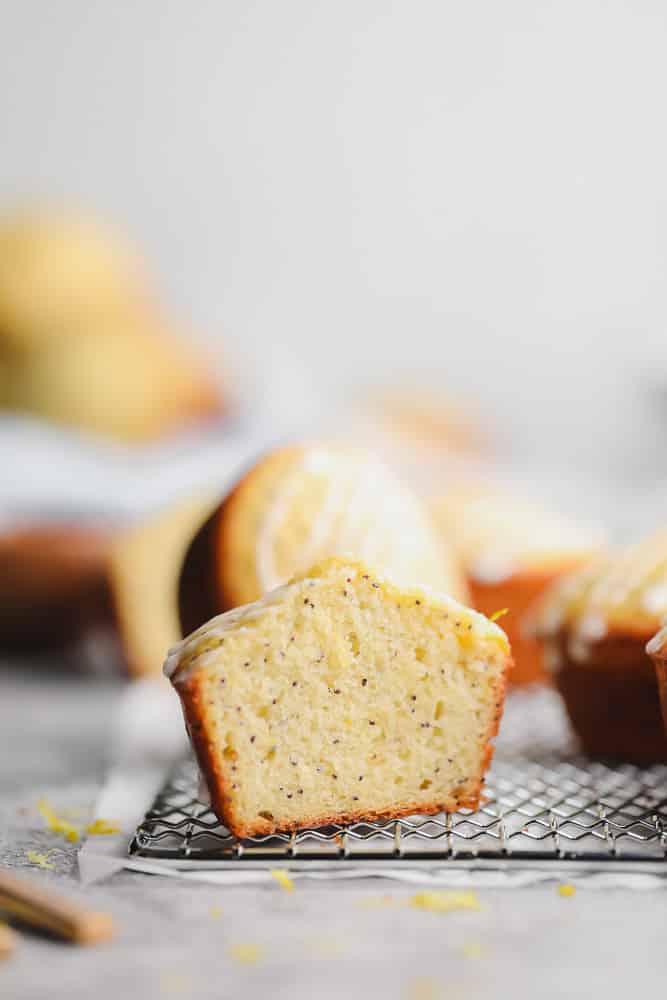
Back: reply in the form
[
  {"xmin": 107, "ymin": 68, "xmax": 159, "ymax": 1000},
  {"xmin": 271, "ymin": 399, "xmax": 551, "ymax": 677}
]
[
  {"xmin": 164, "ymin": 558, "xmax": 507, "ymax": 684},
  {"xmin": 252, "ymin": 447, "xmax": 460, "ymax": 598},
  {"xmin": 533, "ymin": 530, "xmax": 667, "ymax": 664}
]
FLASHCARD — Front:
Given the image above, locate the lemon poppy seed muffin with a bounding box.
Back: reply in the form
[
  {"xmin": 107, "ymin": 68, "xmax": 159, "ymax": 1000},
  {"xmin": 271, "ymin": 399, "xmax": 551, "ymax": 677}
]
[
  {"xmin": 179, "ymin": 446, "xmax": 468, "ymax": 634},
  {"xmin": 166, "ymin": 557, "xmax": 511, "ymax": 837},
  {"xmin": 431, "ymin": 487, "xmax": 602, "ymax": 686},
  {"xmin": 647, "ymin": 627, "xmax": 667, "ymax": 736},
  {"xmin": 533, "ymin": 531, "xmax": 667, "ymax": 761}
]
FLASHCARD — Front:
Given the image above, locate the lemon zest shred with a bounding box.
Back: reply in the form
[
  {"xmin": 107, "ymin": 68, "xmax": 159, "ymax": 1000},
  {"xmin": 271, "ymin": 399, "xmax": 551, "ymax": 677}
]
[
  {"xmin": 409, "ymin": 890, "xmax": 481, "ymax": 913},
  {"xmin": 37, "ymin": 798, "xmax": 80, "ymax": 842},
  {"xmin": 558, "ymin": 884, "xmax": 576, "ymax": 897},
  {"xmin": 209, "ymin": 905, "xmax": 223, "ymax": 919},
  {"xmin": 26, "ymin": 850, "xmax": 55, "ymax": 870},
  {"xmin": 490, "ymin": 608, "xmax": 509, "ymax": 623},
  {"xmin": 270, "ymin": 868, "xmax": 293, "ymax": 891},
  {"xmin": 86, "ymin": 819, "xmax": 121, "ymax": 835},
  {"xmin": 227, "ymin": 942, "xmax": 263, "ymax": 964}
]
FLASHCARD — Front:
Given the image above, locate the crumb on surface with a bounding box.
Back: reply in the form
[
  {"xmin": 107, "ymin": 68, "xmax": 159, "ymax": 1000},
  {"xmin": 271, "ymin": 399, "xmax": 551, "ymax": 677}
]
[
  {"xmin": 270, "ymin": 868, "xmax": 294, "ymax": 891},
  {"xmin": 26, "ymin": 850, "xmax": 55, "ymax": 870},
  {"xmin": 409, "ymin": 891, "xmax": 481, "ymax": 913},
  {"xmin": 86, "ymin": 818, "xmax": 121, "ymax": 835},
  {"xmin": 209, "ymin": 905, "xmax": 223, "ymax": 919},
  {"xmin": 227, "ymin": 942, "xmax": 264, "ymax": 964},
  {"xmin": 37, "ymin": 798, "xmax": 80, "ymax": 842}
]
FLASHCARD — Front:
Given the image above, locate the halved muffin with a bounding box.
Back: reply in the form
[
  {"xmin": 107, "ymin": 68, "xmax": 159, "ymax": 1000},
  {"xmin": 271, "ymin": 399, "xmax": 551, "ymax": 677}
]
[
  {"xmin": 179, "ymin": 445, "xmax": 468, "ymax": 634},
  {"xmin": 166, "ymin": 557, "xmax": 511, "ymax": 837},
  {"xmin": 431, "ymin": 487, "xmax": 602, "ymax": 686},
  {"xmin": 533, "ymin": 531, "xmax": 667, "ymax": 761}
]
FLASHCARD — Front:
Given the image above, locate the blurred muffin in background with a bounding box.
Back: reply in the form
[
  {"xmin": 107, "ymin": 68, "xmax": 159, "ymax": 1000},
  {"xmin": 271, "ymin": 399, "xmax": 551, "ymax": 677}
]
[
  {"xmin": 108, "ymin": 495, "xmax": 217, "ymax": 678},
  {"xmin": 0, "ymin": 210, "xmax": 148, "ymax": 352},
  {"xmin": 2, "ymin": 320, "xmax": 222, "ymax": 444},
  {"xmin": 333, "ymin": 386, "xmax": 490, "ymax": 493},
  {"xmin": 0, "ymin": 522, "xmax": 110, "ymax": 654},
  {"xmin": 533, "ymin": 532, "xmax": 667, "ymax": 761},
  {"xmin": 431, "ymin": 486, "xmax": 602, "ymax": 686},
  {"xmin": 179, "ymin": 444, "xmax": 468, "ymax": 634},
  {"xmin": 0, "ymin": 208, "xmax": 226, "ymax": 443}
]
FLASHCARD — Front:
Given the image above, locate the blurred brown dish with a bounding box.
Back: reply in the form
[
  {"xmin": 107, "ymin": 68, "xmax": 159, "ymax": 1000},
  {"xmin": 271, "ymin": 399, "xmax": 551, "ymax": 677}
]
[
  {"xmin": 0, "ymin": 524, "xmax": 110, "ymax": 654},
  {"xmin": 431, "ymin": 487, "xmax": 602, "ymax": 686},
  {"xmin": 533, "ymin": 533, "xmax": 667, "ymax": 762}
]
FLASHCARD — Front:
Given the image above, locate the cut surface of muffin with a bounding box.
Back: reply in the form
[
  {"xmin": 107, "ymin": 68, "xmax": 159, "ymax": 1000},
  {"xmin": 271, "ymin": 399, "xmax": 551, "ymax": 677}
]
[
  {"xmin": 166, "ymin": 557, "xmax": 510, "ymax": 838},
  {"xmin": 179, "ymin": 445, "xmax": 468, "ymax": 634},
  {"xmin": 431, "ymin": 487, "xmax": 602, "ymax": 686}
]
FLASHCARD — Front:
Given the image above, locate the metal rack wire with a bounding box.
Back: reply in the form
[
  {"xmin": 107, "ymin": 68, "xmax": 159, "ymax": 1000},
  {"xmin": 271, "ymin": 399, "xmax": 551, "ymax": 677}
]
[{"xmin": 130, "ymin": 690, "xmax": 667, "ymax": 872}]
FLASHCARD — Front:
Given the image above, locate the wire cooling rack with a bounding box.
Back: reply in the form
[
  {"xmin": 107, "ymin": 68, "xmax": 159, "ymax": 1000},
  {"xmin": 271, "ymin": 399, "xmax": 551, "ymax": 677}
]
[{"xmin": 129, "ymin": 690, "xmax": 667, "ymax": 873}]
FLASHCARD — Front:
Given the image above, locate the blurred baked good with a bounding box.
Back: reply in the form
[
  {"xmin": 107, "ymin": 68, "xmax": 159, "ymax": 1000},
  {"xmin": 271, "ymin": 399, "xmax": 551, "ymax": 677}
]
[
  {"xmin": 647, "ymin": 626, "xmax": 667, "ymax": 735},
  {"xmin": 0, "ymin": 208, "xmax": 227, "ymax": 443},
  {"xmin": 335, "ymin": 387, "xmax": 489, "ymax": 492},
  {"xmin": 108, "ymin": 496, "xmax": 216, "ymax": 677},
  {"xmin": 2, "ymin": 321, "xmax": 223, "ymax": 443},
  {"xmin": 0, "ymin": 210, "xmax": 147, "ymax": 353},
  {"xmin": 431, "ymin": 487, "xmax": 602, "ymax": 686},
  {"xmin": 533, "ymin": 532, "xmax": 667, "ymax": 761},
  {"xmin": 179, "ymin": 445, "xmax": 468, "ymax": 634},
  {"xmin": 167, "ymin": 556, "xmax": 510, "ymax": 837},
  {"xmin": 0, "ymin": 523, "xmax": 110, "ymax": 653}
]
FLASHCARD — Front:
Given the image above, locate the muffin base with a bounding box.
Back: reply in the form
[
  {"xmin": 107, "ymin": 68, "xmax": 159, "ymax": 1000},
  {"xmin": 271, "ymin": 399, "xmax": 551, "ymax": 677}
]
[{"xmin": 552, "ymin": 634, "xmax": 667, "ymax": 762}]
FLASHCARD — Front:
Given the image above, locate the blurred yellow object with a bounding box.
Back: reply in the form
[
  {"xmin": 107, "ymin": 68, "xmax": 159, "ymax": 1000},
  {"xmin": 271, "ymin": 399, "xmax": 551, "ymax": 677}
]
[
  {"xmin": 2, "ymin": 322, "xmax": 223, "ymax": 443},
  {"xmin": 108, "ymin": 495, "xmax": 217, "ymax": 677},
  {"xmin": 0, "ymin": 210, "xmax": 147, "ymax": 352},
  {"xmin": 0, "ymin": 207, "xmax": 227, "ymax": 443}
]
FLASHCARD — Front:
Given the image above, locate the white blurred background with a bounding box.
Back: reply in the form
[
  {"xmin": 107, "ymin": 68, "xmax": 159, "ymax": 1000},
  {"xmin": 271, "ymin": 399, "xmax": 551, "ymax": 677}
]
[{"xmin": 1, "ymin": 0, "xmax": 666, "ymax": 488}]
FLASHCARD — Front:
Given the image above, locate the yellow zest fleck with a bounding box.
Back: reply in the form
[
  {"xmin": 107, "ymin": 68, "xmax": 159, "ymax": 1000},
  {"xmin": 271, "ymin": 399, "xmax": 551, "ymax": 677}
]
[
  {"xmin": 26, "ymin": 850, "xmax": 54, "ymax": 870},
  {"xmin": 409, "ymin": 891, "xmax": 481, "ymax": 913},
  {"xmin": 227, "ymin": 942, "xmax": 264, "ymax": 964},
  {"xmin": 209, "ymin": 905, "xmax": 223, "ymax": 919},
  {"xmin": 558, "ymin": 884, "xmax": 576, "ymax": 897},
  {"xmin": 461, "ymin": 940, "xmax": 486, "ymax": 959},
  {"xmin": 270, "ymin": 868, "xmax": 293, "ymax": 891},
  {"xmin": 37, "ymin": 798, "xmax": 80, "ymax": 842},
  {"xmin": 457, "ymin": 630, "xmax": 475, "ymax": 650},
  {"xmin": 490, "ymin": 608, "xmax": 509, "ymax": 623},
  {"xmin": 86, "ymin": 819, "xmax": 121, "ymax": 835}
]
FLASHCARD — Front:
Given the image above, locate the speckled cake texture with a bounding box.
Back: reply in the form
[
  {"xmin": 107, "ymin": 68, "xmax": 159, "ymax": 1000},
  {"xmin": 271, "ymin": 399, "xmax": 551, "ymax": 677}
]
[{"xmin": 167, "ymin": 557, "xmax": 511, "ymax": 838}]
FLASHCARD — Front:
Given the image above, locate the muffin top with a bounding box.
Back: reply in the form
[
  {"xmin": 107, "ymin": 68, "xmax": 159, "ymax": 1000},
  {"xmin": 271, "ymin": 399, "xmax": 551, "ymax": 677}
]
[
  {"xmin": 534, "ymin": 529, "xmax": 667, "ymax": 644},
  {"xmin": 431, "ymin": 487, "xmax": 602, "ymax": 584}
]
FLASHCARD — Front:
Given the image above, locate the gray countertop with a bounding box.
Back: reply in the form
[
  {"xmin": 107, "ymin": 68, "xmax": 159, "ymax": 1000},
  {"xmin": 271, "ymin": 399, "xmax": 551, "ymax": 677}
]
[{"xmin": 2, "ymin": 666, "xmax": 665, "ymax": 1000}]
